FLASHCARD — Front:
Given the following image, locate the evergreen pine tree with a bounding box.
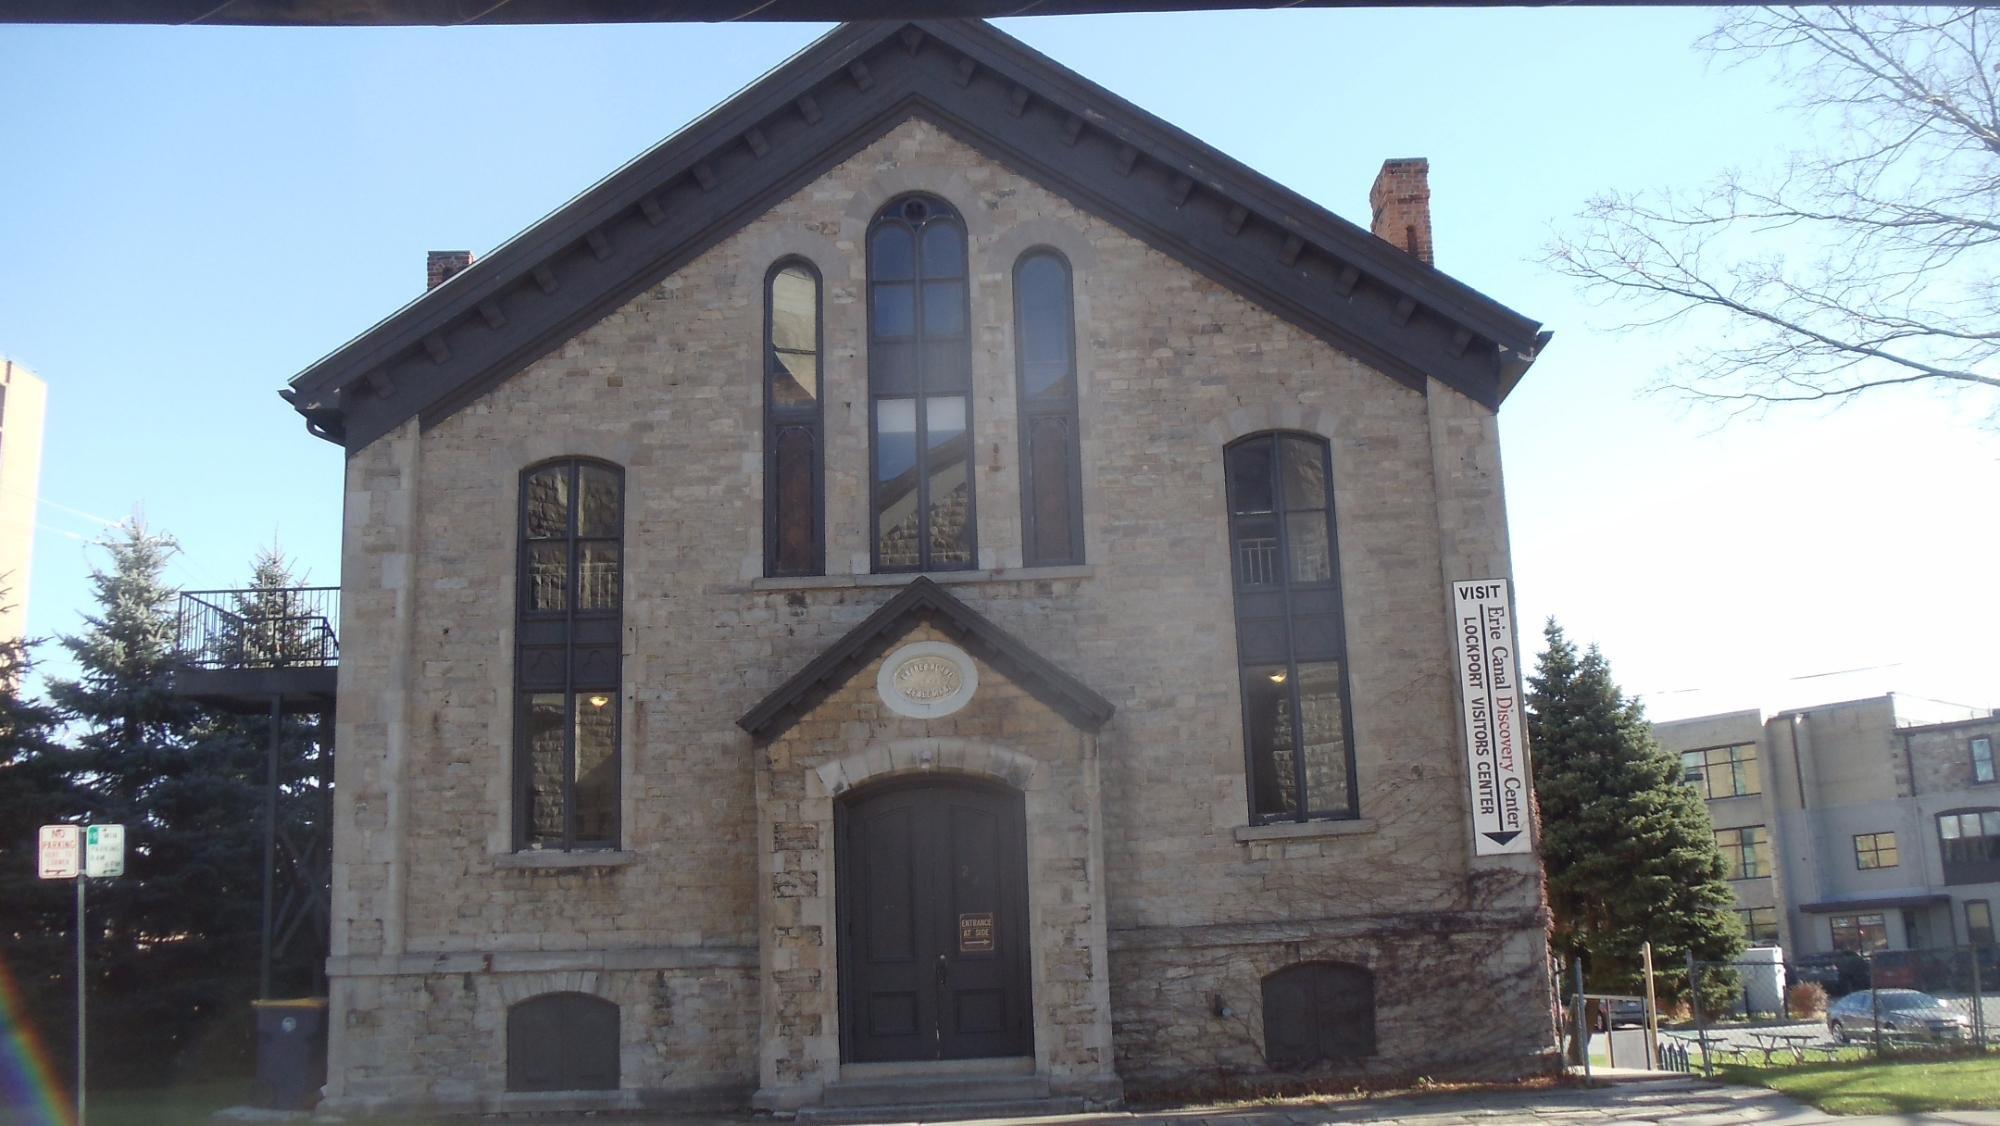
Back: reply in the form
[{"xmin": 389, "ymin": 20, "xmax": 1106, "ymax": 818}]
[
  {"xmin": 46, "ymin": 522, "xmax": 264, "ymax": 1083},
  {"xmin": 1527, "ymin": 619, "xmax": 1743, "ymax": 1007},
  {"xmin": 0, "ymin": 600, "xmax": 85, "ymax": 1086}
]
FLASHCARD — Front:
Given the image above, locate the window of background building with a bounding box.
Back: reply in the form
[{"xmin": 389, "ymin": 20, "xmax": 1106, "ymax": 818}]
[
  {"xmin": 1224, "ymin": 433, "xmax": 1356, "ymax": 824},
  {"xmin": 1967, "ymin": 900, "xmax": 1995, "ymax": 946},
  {"xmin": 1853, "ymin": 831, "xmax": 1899, "ymax": 870},
  {"xmin": 1974, "ymin": 736, "xmax": 1995, "ymax": 785},
  {"xmin": 1736, "ymin": 906, "xmax": 1780, "ymax": 945},
  {"xmin": 515, "ymin": 459, "xmax": 623, "ymax": 851},
  {"xmin": 1938, "ymin": 809, "xmax": 2000, "ymax": 886},
  {"xmin": 1681, "ymin": 743, "xmax": 1760, "ymax": 800},
  {"xmin": 1830, "ymin": 912, "xmax": 1889, "ymax": 953},
  {"xmin": 1715, "ymin": 825, "xmax": 1771, "ymax": 881}
]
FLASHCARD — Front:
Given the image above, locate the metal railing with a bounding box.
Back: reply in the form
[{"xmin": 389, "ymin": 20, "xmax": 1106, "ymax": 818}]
[{"xmin": 176, "ymin": 587, "xmax": 340, "ymax": 670}]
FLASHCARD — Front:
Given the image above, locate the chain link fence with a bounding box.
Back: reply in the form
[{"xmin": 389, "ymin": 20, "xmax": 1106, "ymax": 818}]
[{"xmin": 1659, "ymin": 945, "xmax": 1997, "ymax": 1075}]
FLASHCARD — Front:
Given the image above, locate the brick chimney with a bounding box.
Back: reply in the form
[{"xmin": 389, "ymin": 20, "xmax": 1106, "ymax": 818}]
[
  {"xmin": 1369, "ymin": 159, "xmax": 1433, "ymax": 266},
  {"xmin": 427, "ymin": 250, "xmax": 474, "ymax": 290}
]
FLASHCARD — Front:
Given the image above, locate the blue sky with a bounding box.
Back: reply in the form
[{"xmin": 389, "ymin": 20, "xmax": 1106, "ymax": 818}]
[{"xmin": 3, "ymin": 9, "xmax": 1995, "ymax": 721}]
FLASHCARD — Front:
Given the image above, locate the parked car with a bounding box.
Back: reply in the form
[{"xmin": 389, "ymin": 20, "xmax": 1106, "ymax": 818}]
[
  {"xmin": 1826, "ymin": 989, "xmax": 1970, "ymax": 1043},
  {"xmin": 1792, "ymin": 951, "xmax": 1868, "ymax": 996},
  {"xmin": 1598, "ymin": 998, "xmax": 1648, "ymax": 1030}
]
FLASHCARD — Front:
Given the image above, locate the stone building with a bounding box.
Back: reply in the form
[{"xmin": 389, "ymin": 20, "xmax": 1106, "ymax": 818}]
[
  {"xmin": 1657, "ymin": 695, "xmax": 2000, "ymax": 959},
  {"xmin": 283, "ymin": 19, "xmax": 1558, "ymax": 1117}
]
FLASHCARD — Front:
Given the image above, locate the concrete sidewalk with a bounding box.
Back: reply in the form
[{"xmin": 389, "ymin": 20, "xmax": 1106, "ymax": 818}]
[{"xmin": 479, "ymin": 1079, "xmax": 2000, "ymax": 1126}]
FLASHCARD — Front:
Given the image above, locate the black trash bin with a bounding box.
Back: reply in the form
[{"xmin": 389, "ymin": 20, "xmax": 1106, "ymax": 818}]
[{"xmin": 251, "ymin": 998, "xmax": 329, "ymax": 1110}]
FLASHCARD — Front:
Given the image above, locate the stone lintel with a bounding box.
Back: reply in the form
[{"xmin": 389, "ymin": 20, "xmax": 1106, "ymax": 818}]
[{"xmin": 327, "ymin": 945, "xmax": 757, "ymax": 978}]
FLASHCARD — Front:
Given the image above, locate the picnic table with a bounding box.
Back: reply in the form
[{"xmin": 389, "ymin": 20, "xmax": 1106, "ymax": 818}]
[{"xmin": 1747, "ymin": 1030, "xmax": 1820, "ymax": 1063}]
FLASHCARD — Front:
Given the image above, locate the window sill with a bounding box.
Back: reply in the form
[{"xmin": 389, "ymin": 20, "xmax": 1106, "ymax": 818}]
[
  {"xmin": 1233, "ymin": 818, "xmax": 1377, "ymax": 844},
  {"xmin": 492, "ymin": 849, "xmax": 636, "ymax": 871},
  {"xmin": 747, "ymin": 565, "xmax": 1093, "ymax": 592}
]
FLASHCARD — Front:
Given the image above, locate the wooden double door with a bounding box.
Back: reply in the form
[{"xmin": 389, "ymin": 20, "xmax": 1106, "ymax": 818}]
[{"xmin": 835, "ymin": 779, "xmax": 1033, "ymax": 1062}]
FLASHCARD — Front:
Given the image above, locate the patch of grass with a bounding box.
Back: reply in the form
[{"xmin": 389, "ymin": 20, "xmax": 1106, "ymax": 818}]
[
  {"xmin": 85, "ymin": 1079, "xmax": 249, "ymax": 1126},
  {"xmin": 1717, "ymin": 1054, "xmax": 2000, "ymax": 1115}
]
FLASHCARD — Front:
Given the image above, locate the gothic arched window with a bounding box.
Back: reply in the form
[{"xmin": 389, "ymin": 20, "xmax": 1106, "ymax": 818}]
[
  {"xmin": 1224, "ymin": 433, "xmax": 1357, "ymax": 823},
  {"xmin": 516, "ymin": 458, "xmax": 622, "ymax": 850},
  {"xmin": 868, "ymin": 194, "xmax": 974, "ymax": 572},
  {"xmin": 1013, "ymin": 249, "xmax": 1082, "ymax": 566},
  {"xmin": 765, "ymin": 259, "xmax": 824, "ymax": 577}
]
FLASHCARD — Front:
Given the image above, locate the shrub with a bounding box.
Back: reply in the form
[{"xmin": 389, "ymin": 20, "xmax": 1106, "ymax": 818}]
[{"xmin": 1787, "ymin": 981, "xmax": 1828, "ymax": 1019}]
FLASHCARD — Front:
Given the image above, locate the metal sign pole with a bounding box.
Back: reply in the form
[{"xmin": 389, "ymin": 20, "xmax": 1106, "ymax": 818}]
[
  {"xmin": 75, "ymin": 874, "xmax": 85, "ymax": 1126},
  {"xmin": 1642, "ymin": 941, "xmax": 1660, "ymax": 1070}
]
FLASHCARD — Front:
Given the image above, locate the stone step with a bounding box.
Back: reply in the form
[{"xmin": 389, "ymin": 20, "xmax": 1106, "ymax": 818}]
[
  {"xmin": 820, "ymin": 1073, "xmax": 1049, "ymax": 1107},
  {"xmin": 797, "ymin": 1095, "xmax": 1087, "ymax": 1125}
]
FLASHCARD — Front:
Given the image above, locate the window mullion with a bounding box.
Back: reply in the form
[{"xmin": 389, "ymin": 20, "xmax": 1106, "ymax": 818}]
[{"xmin": 1268, "ymin": 445, "xmax": 1309, "ymax": 821}]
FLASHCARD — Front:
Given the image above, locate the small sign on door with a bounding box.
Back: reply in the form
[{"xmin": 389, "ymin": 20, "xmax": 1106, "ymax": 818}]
[{"xmin": 958, "ymin": 912, "xmax": 994, "ymax": 953}]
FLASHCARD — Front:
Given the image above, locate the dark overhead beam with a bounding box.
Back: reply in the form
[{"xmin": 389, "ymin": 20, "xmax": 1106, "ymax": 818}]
[{"xmin": 0, "ymin": 0, "xmax": 1758, "ymax": 24}]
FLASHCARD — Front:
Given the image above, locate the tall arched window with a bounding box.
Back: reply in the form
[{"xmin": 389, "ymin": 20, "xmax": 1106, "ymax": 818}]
[
  {"xmin": 869, "ymin": 194, "xmax": 974, "ymax": 572},
  {"xmin": 516, "ymin": 459, "xmax": 623, "ymax": 850},
  {"xmin": 1013, "ymin": 250, "xmax": 1082, "ymax": 566},
  {"xmin": 765, "ymin": 259, "xmax": 823, "ymax": 577},
  {"xmin": 1224, "ymin": 433, "xmax": 1356, "ymax": 823}
]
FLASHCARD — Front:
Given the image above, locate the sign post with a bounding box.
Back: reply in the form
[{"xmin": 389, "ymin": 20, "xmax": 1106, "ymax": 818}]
[
  {"xmin": 41, "ymin": 824, "xmax": 119, "ymax": 1126},
  {"xmin": 1451, "ymin": 580, "xmax": 1533, "ymax": 856}
]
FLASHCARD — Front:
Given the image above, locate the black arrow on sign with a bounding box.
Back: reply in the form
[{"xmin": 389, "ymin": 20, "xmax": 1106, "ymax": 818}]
[{"xmin": 1484, "ymin": 830, "xmax": 1521, "ymax": 846}]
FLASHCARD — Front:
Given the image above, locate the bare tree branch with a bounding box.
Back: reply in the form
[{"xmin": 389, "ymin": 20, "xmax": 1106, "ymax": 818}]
[{"xmin": 1548, "ymin": 6, "xmax": 2000, "ymax": 423}]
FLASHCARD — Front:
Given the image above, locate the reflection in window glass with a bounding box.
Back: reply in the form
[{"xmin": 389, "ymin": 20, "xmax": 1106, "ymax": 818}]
[
  {"xmin": 529, "ymin": 543, "xmax": 568, "ymax": 613},
  {"xmin": 765, "ymin": 261, "xmax": 823, "ymax": 577},
  {"xmin": 1244, "ymin": 665, "xmax": 1295, "ymax": 819},
  {"xmin": 1974, "ymin": 736, "xmax": 1995, "ymax": 784},
  {"xmin": 1969, "ymin": 901, "xmax": 1995, "ymax": 945},
  {"xmin": 869, "ymin": 196, "xmax": 974, "ymax": 571},
  {"xmin": 524, "ymin": 694, "xmax": 566, "ymax": 847},
  {"xmin": 1736, "ymin": 907, "xmax": 1780, "ymax": 945},
  {"xmin": 574, "ymin": 695, "xmax": 617, "ymax": 843},
  {"xmin": 515, "ymin": 460, "xmax": 623, "ymax": 851},
  {"xmin": 526, "ymin": 468, "xmax": 568, "ymax": 539},
  {"xmin": 1715, "ymin": 825, "xmax": 1771, "ymax": 880},
  {"xmin": 1225, "ymin": 433, "xmax": 1354, "ymax": 822},
  {"xmin": 1854, "ymin": 831, "xmax": 1898, "ymax": 870},
  {"xmin": 1680, "ymin": 744, "xmax": 1761, "ymax": 800},
  {"xmin": 1830, "ymin": 912, "xmax": 1889, "ymax": 953}
]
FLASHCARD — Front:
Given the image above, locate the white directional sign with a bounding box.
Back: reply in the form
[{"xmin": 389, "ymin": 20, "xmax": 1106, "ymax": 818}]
[
  {"xmin": 38, "ymin": 825, "xmax": 82, "ymax": 879},
  {"xmin": 85, "ymin": 824, "xmax": 125, "ymax": 878},
  {"xmin": 1452, "ymin": 579, "xmax": 1534, "ymax": 856}
]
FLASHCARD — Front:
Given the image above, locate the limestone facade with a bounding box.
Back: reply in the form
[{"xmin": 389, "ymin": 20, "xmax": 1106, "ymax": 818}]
[{"xmin": 321, "ymin": 115, "xmax": 1555, "ymax": 1116}]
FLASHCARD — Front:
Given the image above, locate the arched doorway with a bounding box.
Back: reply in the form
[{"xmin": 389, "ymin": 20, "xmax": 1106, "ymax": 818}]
[{"xmin": 835, "ymin": 777, "xmax": 1033, "ymax": 1062}]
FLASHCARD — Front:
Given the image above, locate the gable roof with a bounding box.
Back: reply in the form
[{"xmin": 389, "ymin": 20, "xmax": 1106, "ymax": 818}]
[
  {"xmin": 283, "ymin": 18, "xmax": 1548, "ymax": 450},
  {"xmin": 737, "ymin": 577, "xmax": 1115, "ymax": 744}
]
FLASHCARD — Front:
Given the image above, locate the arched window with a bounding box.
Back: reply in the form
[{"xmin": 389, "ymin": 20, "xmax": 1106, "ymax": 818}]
[
  {"xmin": 506, "ymin": 992, "xmax": 619, "ymax": 1092},
  {"xmin": 765, "ymin": 259, "xmax": 823, "ymax": 577},
  {"xmin": 869, "ymin": 194, "xmax": 974, "ymax": 572},
  {"xmin": 516, "ymin": 459, "xmax": 622, "ymax": 850},
  {"xmin": 1262, "ymin": 962, "xmax": 1376, "ymax": 1068},
  {"xmin": 1013, "ymin": 250, "xmax": 1082, "ymax": 566},
  {"xmin": 1224, "ymin": 433, "xmax": 1356, "ymax": 823}
]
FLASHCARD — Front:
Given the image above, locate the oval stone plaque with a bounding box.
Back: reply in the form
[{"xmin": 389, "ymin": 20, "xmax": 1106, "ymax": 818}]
[{"xmin": 875, "ymin": 641, "xmax": 978, "ymax": 719}]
